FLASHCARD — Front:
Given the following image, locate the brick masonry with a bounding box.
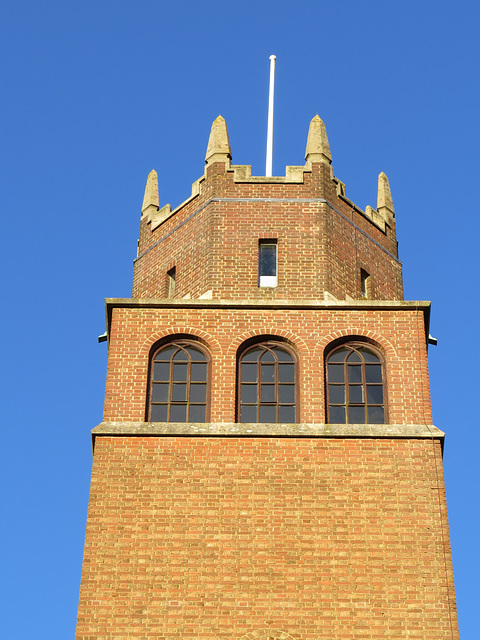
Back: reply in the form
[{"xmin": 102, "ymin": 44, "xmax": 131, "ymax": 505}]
[
  {"xmin": 102, "ymin": 301, "xmax": 432, "ymax": 426},
  {"xmin": 76, "ymin": 436, "xmax": 458, "ymax": 640},
  {"xmin": 133, "ymin": 163, "xmax": 403, "ymax": 302},
  {"xmin": 75, "ymin": 121, "xmax": 459, "ymax": 639}
]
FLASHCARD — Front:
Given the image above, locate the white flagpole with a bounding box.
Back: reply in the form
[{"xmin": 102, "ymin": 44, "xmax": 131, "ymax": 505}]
[{"xmin": 266, "ymin": 55, "xmax": 276, "ymax": 177}]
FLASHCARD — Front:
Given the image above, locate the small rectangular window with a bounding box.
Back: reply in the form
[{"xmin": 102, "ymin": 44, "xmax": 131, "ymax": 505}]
[
  {"xmin": 360, "ymin": 269, "xmax": 370, "ymax": 298},
  {"xmin": 259, "ymin": 241, "xmax": 277, "ymax": 287},
  {"xmin": 167, "ymin": 267, "xmax": 176, "ymax": 297}
]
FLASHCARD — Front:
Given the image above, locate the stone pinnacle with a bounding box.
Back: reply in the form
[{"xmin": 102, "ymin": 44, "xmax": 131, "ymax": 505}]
[
  {"xmin": 205, "ymin": 115, "xmax": 232, "ymax": 165},
  {"xmin": 141, "ymin": 169, "xmax": 159, "ymax": 214},
  {"xmin": 377, "ymin": 172, "xmax": 395, "ymax": 217},
  {"xmin": 305, "ymin": 115, "xmax": 332, "ymax": 165}
]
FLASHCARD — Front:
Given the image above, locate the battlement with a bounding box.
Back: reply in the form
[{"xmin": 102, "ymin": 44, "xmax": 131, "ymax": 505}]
[{"xmin": 133, "ymin": 115, "xmax": 402, "ymax": 302}]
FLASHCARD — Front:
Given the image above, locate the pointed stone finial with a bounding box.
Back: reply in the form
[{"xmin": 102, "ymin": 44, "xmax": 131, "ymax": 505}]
[
  {"xmin": 305, "ymin": 115, "xmax": 332, "ymax": 165},
  {"xmin": 377, "ymin": 172, "xmax": 395, "ymax": 222},
  {"xmin": 141, "ymin": 169, "xmax": 159, "ymax": 214},
  {"xmin": 205, "ymin": 115, "xmax": 232, "ymax": 165}
]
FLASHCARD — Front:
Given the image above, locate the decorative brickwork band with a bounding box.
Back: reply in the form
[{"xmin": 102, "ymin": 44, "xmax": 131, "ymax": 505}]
[
  {"xmin": 240, "ymin": 631, "xmax": 296, "ymax": 640},
  {"xmin": 140, "ymin": 327, "xmax": 223, "ymax": 359}
]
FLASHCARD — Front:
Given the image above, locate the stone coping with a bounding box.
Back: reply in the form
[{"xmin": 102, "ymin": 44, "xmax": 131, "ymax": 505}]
[
  {"xmin": 105, "ymin": 298, "xmax": 430, "ymax": 310},
  {"xmin": 92, "ymin": 422, "xmax": 444, "ymax": 445}
]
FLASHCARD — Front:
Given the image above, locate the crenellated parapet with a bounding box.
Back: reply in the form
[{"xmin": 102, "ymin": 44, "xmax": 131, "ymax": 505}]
[{"xmin": 134, "ymin": 115, "xmax": 402, "ymax": 302}]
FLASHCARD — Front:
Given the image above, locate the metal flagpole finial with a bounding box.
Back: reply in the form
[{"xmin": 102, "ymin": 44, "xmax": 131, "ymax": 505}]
[{"xmin": 266, "ymin": 55, "xmax": 276, "ymax": 177}]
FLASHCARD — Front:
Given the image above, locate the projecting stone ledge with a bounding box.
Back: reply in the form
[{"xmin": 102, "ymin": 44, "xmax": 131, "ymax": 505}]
[{"xmin": 92, "ymin": 422, "xmax": 444, "ymax": 443}]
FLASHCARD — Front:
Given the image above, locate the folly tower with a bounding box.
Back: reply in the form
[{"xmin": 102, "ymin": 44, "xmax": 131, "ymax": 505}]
[{"xmin": 76, "ymin": 115, "xmax": 459, "ymax": 640}]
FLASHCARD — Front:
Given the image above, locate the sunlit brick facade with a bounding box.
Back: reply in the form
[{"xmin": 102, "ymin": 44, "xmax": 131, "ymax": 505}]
[{"xmin": 76, "ymin": 115, "xmax": 459, "ymax": 640}]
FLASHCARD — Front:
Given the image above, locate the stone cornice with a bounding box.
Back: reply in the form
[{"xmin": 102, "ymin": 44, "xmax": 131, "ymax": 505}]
[
  {"xmin": 92, "ymin": 421, "xmax": 444, "ymax": 448},
  {"xmin": 106, "ymin": 298, "xmax": 430, "ymax": 311},
  {"xmin": 103, "ymin": 298, "xmax": 431, "ymax": 348}
]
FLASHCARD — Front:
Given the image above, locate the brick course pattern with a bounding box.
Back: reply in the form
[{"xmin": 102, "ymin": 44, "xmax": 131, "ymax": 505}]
[
  {"xmin": 75, "ymin": 436, "xmax": 458, "ymax": 640},
  {"xmin": 133, "ymin": 163, "xmax": 403, "ymax": 302},
  {"xmin": 75, "ymin": 121, "xmax": 459, "ymax": 640},
  {"xmin": 103, "ymin": 303, "xmax": 432, "ymax": 425}
]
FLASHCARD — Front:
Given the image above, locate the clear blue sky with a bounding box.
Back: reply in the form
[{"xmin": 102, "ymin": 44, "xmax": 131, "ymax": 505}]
[{"xmin": 1, "ymin": 1, "xmax": 477, "ymax": 637}]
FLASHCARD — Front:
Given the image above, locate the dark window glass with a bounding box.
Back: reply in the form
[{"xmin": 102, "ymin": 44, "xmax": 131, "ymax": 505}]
[
  {"xmin": 328, "ymin": 348, "xmax": 349, "ymax": 362},
  {"xmin": 261, "ymin": 385, "xmax": 276, "ymax": 403},
  {"xmin": 238, "ymin": 343, "xmax": 297, "ymax": 423},
  {"xmin": 153, "ymin": 362, "xmax": 170, "ymax": 381},
  {"xmin": 172, "ymin": 384, "xmax": 187, "ymax": 402},
  {"xmin": 329, "ymin": 405, "xmax": 346, "ymax": 423},
  {"xmin": 261, "ymin": 350, "xmax": 275, "ymax": 362},
  {"xmin": 190, "ymin": 384, "xmax": 207, "ymax": 403},
  {"xmin": 259, "ymin": 404, "xmax": 277, "ymax": 422},
  {"xmin": 348, "ymin": 385, "xmax": 363, "ymax": 403},
  {"xmin": 281, "ymin": 385, "xmax": 295, "ymax": 403},
  {"xmin": 348, "ymin": 365, "xmax": 362, "ymax": 383},
  {"xmin": 327, "ymin": 344, "xmax": 385, "ymax": 424},
  {"xmin": 241, "ymin": 384, "xmax": 257, "ymax": 403},
  {"xmin": 368, "ymin": 406, "xmax": 385, "ymax": 424},
  {"xmin": 241, "ymin": 363, "xmax": 257, "ymax": 382},
  {"xmin": 358, "ymin": 348, "xmax": 378, "ymax": 363},
  {"xmin": 365, "ymin": 365, "xmax": 382, "ymax": 383},
  {"xmin": 189, "ymin": 405, "xmax": 206, "ymax": 422},
  {"xmin": 328, "ymin": 385, "xmax": 345, "ymax": 404},
  {"xmin": 328, "ymin": 363, "xmax": 345, "ymax": 383},
  {"xmin": 240, "ymin": 404, "xmax": 257, "ymax": 423},
  {"xmin": 261, "ymin": 365, "xmax": 275, "ymax": 382},
  {"xmin": 149, "ymin": 341, "xmax": 209, "ymax": 423},
  {"xmin": 278, "ymin": 364, "xmax": 295, "ymax": 382},
  {"xmin": 150, "ymin": 404, "xmax": 168, "ymax": 422},
  {"xmin": 347, "ymin": 351, "xmax": 362, "ymax": 363},
  {"xmin": 367, "ymin": 385, "xmax": 383, "ymax": 404},
  {"xmin": 152, "ymin": 383, "xmax": 169, "ymax": 403},
  {"xmin": 349, "ymin": 406, "xmax": 366, "ymax": 424},
  {"xmin": 242, "ymin": 348, "xmax": 263, "ymax": 362},
  {"xmin": 173, "ymin": 363, "xmax": 187, "ymax": 381},
  {"xmin": 279, "ymin": 405, "xmax": 295, "ymax": 423},
  {"xmin": 259, "ymin": 242, "xmax": 277, "ymax": 277},
  {"xmin": 173, "ymin": 349, "xmax": 189, "ymax": 361},
  {"xmin": 191, "ymin": 363, "xmax": 207, "ymax": 381},
  {"xmin": 170, "ymin": 404, "xmax": 187, "ymax": 422},
  {"xmin": 154, "ymin": 347, "xmax": 176, "ymax": 361}
]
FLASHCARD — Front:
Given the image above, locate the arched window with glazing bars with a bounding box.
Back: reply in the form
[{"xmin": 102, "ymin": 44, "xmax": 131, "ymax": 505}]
[
  {"xmin": 238, "ymin": 342, "xmax": 297, "ymax": 423},
  {"xmin": 326, "ymin": 343, "xmax": 386, "ymax": 424},
  {"xmin": 148, "ymin": 340, "xmax": 210, "ymax": 422}
]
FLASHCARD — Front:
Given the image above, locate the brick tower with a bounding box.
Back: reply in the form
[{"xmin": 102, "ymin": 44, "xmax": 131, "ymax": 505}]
[{"xmin": 76, "ymin": 115, "xmax": 459, "ymax": 639}]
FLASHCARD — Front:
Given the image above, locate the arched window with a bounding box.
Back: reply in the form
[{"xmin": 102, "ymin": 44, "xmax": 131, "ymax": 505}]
[
  {"xmin": 326, "ymin": 343, "xmax": 385, "ymax": 424},
  {"xmin": 238, "ymin": 342, "xmax": 297, "ymax": 423},
  {"xmin": 148, "ymin": 340, "xmax": 210, "ymax": 422}
]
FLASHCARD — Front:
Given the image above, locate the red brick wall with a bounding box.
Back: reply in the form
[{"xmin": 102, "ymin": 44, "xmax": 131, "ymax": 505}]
[
  {"xmin": 75, "ymin": 436, "xmax": 458, "ymax": 640},
  {"xmin": 133, "ymin": 162, "xmax": 402, "ymax": 301},
  {"xmin": 103, "ymin": 305, "xmax": 431, "ymax": 425},
  {"xmin": 76, "ymin": 151, "xmax": 459, "ymax": 640}
]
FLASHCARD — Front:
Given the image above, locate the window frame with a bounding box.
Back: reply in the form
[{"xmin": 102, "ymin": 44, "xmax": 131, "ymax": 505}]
[
  {"xmin": 147, "ymin": 339, "xmax": 211, "ymax": 423},
  {"xmin": 237, "ymin": 340, "xmax": 299, "ymax": 423},
  {"xmin": 325, "ymin": 341, "xmax": 387, "ymax": 424},
  {"xmin": 258, "ymin": 240, "xmax": 278, "ymax": 288}
]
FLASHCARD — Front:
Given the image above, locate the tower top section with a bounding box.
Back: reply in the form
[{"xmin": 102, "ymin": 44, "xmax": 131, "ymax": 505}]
[{"xmin": 134, "ymin": 115, "xmax": 402, "ymax": 303}]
